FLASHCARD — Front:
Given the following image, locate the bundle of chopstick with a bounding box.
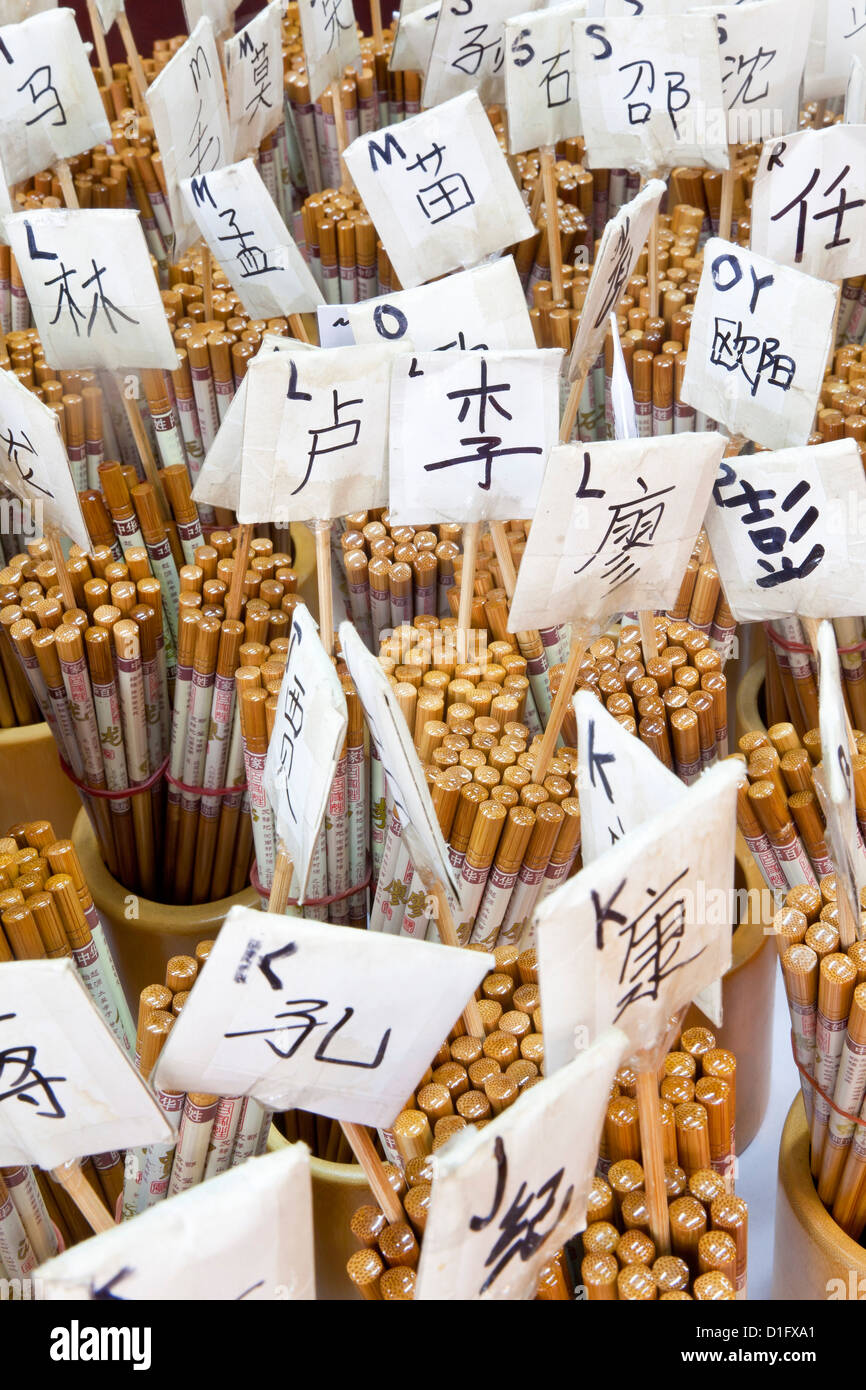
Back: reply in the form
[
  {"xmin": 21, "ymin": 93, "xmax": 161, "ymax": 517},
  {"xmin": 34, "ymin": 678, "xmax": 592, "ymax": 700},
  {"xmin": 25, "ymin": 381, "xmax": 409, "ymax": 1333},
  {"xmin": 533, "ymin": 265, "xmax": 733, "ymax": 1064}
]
[
  {"xmin": 763, "ymin": 616, "xmax": 866, "ymax": 741},
  {"xmin": 735, "ymin": 721, "xmax": 866, "ymax": 899},
  {"xmin": 774, "ymin": 881, "xmax": 866, "ymax": 1238},
  {"xmin": 344, "ymin": 942, "xmax": 572, "ymax": 1300},
  {"xmin": 0, "ymin": 816, "xmax": 133, "ymax": 1279},
  {"xmin": 121, "ymin": 938, "xmax": 272, "ymax": 1221},
  {"xmin": 582, "ymin": 1024, "xmax": 745, "ymax": 1301},
  {"xmin": 0, "ymin": 527, "xmax": 309, "ymax": 902}
]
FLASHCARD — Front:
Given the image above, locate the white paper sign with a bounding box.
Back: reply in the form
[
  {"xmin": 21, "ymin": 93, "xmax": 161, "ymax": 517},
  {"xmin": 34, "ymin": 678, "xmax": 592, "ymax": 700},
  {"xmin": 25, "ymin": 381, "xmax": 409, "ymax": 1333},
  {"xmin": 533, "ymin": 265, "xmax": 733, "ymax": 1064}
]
[
  {"xmin": 567, "ymin": 179, "xmax": 665, "ymax": 380},
  {"xmin": 389, "ymin": 349, "xmax": 562, "ymax": 526},
  {"xmin": 0, "ymin": 960, "xmax": 171, "ymax": 1168},
  {"xmin": 340, "ymin": 619, "xmax": 460, "ymax": 899},
  {"xmin": 296, "ymin": 0, "xmax": 361, "ymax": 103},
  {"xmin": 508, "ymin": 433, "xmax": 724, "ymax": 633},
  {"xmin": 264, "ymin": 605, "xmax": 347, "ymax": 902},
  {"xmin": 692, "ymin": 0, "xmax": 812, "ymax": 143},
  {"xmin": 343, "ymin": 91, "xmax": 534, "ymax": 291},
  {"xmin": 4, "ymin": 209, "xmax": 179, "ymax": 371},
  {"xmin": 0, "ymin": 8, "xmax": 111, "ymax": 185},
  {"xmin": 573, "ymin": 14, "xmax": 728, "ymax": 174},
  {"xmin": 153, "ymin": 905, "xmax": 489, "ymax": 1126},
  {"xmin": 846, "ymin": 52, "xmax": 866, "ymax": 122},
  {"xmin": 816, "ymin": 619, "xmax": 866, "ymax": 921},
  {"xmin": 576, "ymin": 689, "xmax": 684, "ymax": 861},
  {"xmin": 38, "ymin": 1143, "xmax": 314, "ymax": 1301},
  {"xmin": 0, "ymin": 0, "xmax": 56, "ymax": 21},
  {"xmin": 806, "ymin": 0, "xmax": 866, "ymax": 99},
  {"xmin": 192, "ymin": 334, "xmax": 313, "ymax": 513},
  {"xmin": 145, "ymin": 18, "xmax": 232, "ymax": 256},
  {"xmin": 0, "ymin": 364, "xmax": 90, "ymax": 549},
  {"xmin": 415, "ymin": 1027, "xmax": 626, "ymax": 1300},
  {"xmin": 537, "ymin": 759, "xmax": 739, "ymax": 1071},
  {"xmin": 680, "ymin": 238, "xmax": 837, "ymax": 450},
  {"xmin": 577, "ymin": 689, "xmax": 724, "ymax": 1026},
  {"xmin": 183, "ymin": 0, "xmax": 242, "ymax": 33},
  {"xmin": 225, "ymin": 2, "xmax": 285, "ymax": 160},
  {"xmin": 347, "ymin": 260, "xmax": 535, "ymax": 353},
  {"xmin": 389, "ymin": 0, "xmax": 440, "ymax": 74},
  {"xmin": 180, "ymin": 161, "xmax": 319, "ymax": 319},
  {"xmin": 704, "ymin": 438, "xmax": 866, "ymax": 622},
  {"xmin": 424, "ymin": 0, "xmax": 545, "ymax": 109},
  {"xmin": 93, "ymin": 0, "xmax": 123, "ymax": 31},
  {"xmin": 749, "ymin": 126, "xmax": 866, "ymax": 282},
  {"xmin": 504, "ymin": 2, "xmax": 586, "ymax": 154},
  {"xmin": 317, "ymin": 303, "xmax": 355, "ymax": 347},
  {"xmin": 239, "ymin": 345, "xmax": 393, "ymax": 524}
]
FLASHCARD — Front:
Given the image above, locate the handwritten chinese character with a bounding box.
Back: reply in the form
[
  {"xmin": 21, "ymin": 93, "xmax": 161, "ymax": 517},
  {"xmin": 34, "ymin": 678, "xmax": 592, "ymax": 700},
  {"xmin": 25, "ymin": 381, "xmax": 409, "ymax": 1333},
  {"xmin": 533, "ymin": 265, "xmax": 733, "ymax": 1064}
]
[
  {"xmin": 423, "ymin": 358, "xmax": 543, "ymax": 491},
  {"xmin": 713, "ymin": 460, "xmax": 825, "ymax": 588},
  {"xmin": 770, "ymin": 163, "xmax": 866, "ymax": 262},
  {"xmin": 469, "ymin": 1136, "xmax": 574, "ymax": 1294},
  {"xmin": 574, "ymin": 471, "xmax": 675, "ymax": 594},
  {"xmin": 225, "ymin": 998, "xmax": 390, "ymax": 1067},
  {"xmin": 590, "ymin": 870, "xmax": 704, "ymax": 1021},
  {"xmin": 0, "ymin": 1014, "xmax": 66, "ymax": 1119},
  {"xmin": 0, "ymin": 427, "xmax": 53, "ymax": 498}
]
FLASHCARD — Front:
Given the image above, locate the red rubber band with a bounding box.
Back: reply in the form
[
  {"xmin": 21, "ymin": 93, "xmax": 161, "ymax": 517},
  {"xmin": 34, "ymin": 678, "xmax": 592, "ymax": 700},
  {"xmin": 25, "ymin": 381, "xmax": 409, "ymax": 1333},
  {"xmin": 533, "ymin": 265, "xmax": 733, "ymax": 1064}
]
[
  {"xmin": 250, "ymin": 857, "xmax": 372, "ymax": 906},
  {"xmin": 58, "ymin": 753, "xmax": 169, "ymax": 798},
  {"xmin": 767, "ymin": 624, "xmax": 866, "ymax": 657},
  {"xmin": 164, "ymin": 770, "xmax": 247, "ymax": 797},
  {"xmin": 790, "ymin": 1032, "xmax": 866, "ymax": 1129}
]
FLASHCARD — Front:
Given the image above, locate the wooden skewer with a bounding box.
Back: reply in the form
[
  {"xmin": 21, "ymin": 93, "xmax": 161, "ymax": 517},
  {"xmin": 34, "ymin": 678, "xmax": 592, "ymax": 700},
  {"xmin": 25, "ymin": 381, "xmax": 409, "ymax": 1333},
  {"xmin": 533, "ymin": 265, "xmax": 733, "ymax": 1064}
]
[
  {"xmin": 638, "ymin": 611, "xmax": 659, "ymax": 666},
  {"xmin": 424, "ymin": 880, "xmax": 485, "ymax": 1038},
  {"xmin": 51, "ymin": 1160, "xmax": 115, "ymax": 1233},
  {"xmin": 340, "ymin": 1122, "xmax": 405, "ymax": 1224},
  {"xmin": 315, "ymin": 523, "xmax": 334, "ymax": 657},
  {"xmin": 120, "ymin": 387, "xmax": 172, "ymax": 523},
  {"xmin": 289, "ymin": 314, "xmax": 311, "ymax": 344},
  {"xmin": 457, "ymin": 520, "xmax": 480, "ymax": 661},
  {"xmin": 370, "ymin": 0, "xmax": 384, "ymax": 49},
  {"xmin": 648, "ymin": 213, "xmax": 660, "ymax": 321},
  {"xmin": 531, "ymin": 624, "xmax": 592, "ymax": 784},
  {"xmin": 489, "ymin": 522, "xmax": 517, "ymax": 600},
  {"xmin": 116, "ymin": 6, "xmax": 150, "ymax": 115},
  {"xmin": 635, "ymin": 1066, "xmax": 671, "ymax": 1255},
  {"xmin": 267, "ymin": 846, "xmax": 295, "ymax": 914},
  {"xmin": 226, "ymin": 523, "xmax": 254, "ymax": 622},
  {"xmin": 540, "ymin": 147, "xmax": 564, "ymax": 302},
  {"xmin": 86, "ymin": 0, "xmax": 113, "ymax": 88},
  {"xmin": 330, "ymin": 79, "xmax": 354, "ymax": 195},
  {"xmin": 46, "ymin": 527, "xmax": 77, "ymax": 611},
  {"xmin": 718, "ymin": 147, "xmax": 736, "ymax": 243},
  {"xmin": 54, "ymin": 160, "xmax": 79, "ymax": 210}
]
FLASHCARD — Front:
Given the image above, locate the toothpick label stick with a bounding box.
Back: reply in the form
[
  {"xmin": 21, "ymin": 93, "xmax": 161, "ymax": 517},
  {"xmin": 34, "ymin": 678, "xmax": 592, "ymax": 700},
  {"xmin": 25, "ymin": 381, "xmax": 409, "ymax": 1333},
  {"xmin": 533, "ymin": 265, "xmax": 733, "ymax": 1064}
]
[
  {"xmin": 39, "ymin": 1141, "xmax": 314, "ymax": 1298},
  {"xmin": 296, "ymin": 0, "xmax": 361, "ymax": 103},
  {"xmin": 681, "ymin": 237, "xmax": 838, "ymax": 449},
  {"xmin": 264, "ymin": 605, "xmax": 348, "ymax": 903},
  {"xmin": 423, "ymin": 0, "xmax": 544, "ymax": 108},
  {"xmin": 749, "ymin": 124, "xmax": 866, "ymax": 280},
  {"xmin": 4, "ymin": 209, "xmax": 179, "ymax": 371},
  {"xmin": 536, "ymin": 760, "xmax": 740, "ymax": 1075},
  {"xmin": 340, "ymin": 619, "xmax": 461, "ymax": 898},
  {"xmin": 153, "ymin": 906, "xmax": 489, "ymax": 1127},
  {"xmin": 704, "ymin": 437, "xmax": 866, "ymax": 622},
  {"xmin": 0, "ymin": 364, "xmax": 90, "ymax": 550},
  {"xmin": 180, "ymin": 161, "xmax": 319, "ymax": 319},
  {"xmin": 389, "ymin": 349, "xmax": 562, "ymax": 525},
  {"xmin": 504, "ymin": 2, "xmax": 585, "ymax": 155},
  {"xmin": 508, "ymin": 433, "xmax": 724, "ymax": 633},
  {"xmin": 567, "ymin": 178, "xmax": 665, "ymax": 381},
  {"xmin": 239, "ymin": 345, "xmax": 394, "ymax": 524},
  {"xmin": 806, "ymin": 0, "xmax": 866, "ymax": 99},
  {"xmin": 347, "ymin": 259, "xmax": 536, "ymax": 352},
  {"xmin": 573, "ymin": 13, "xmax": 728, "ymax": 173},
  {"xmin": 224, "ymin": 1, "xmax": 284, "ymax": 159},
  {"xmin": 191, "ymin": 333, "xmax": 313, "ymax": 513},
  {"xmin": 0, "ymin": 9, "xmax": 110, "ymax": 184},
  {"xmin": 815, "ymin": 619, "xmax": 866, "ymax": 920},
  {"xmin": 415, "ymin": 1028, "xmax": 626, "ymax": 1300},
  {"xmin": 0, "ymin": 960, "xmax": 171, "ymax": 1169},
  {"xmin": 343, "ymin": 91, "xmax": 534, "ymax": 290},
  {"xmin": 145, "ymin": 17, "xmax": 232, "ymax": 256}
]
